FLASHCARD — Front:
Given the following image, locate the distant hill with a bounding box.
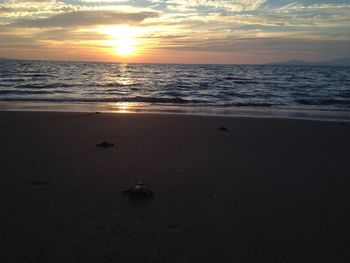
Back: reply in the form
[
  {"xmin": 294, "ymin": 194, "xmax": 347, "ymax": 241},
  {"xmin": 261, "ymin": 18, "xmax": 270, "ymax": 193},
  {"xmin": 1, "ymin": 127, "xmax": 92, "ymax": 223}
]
[
  {"xmin": 269, "ymin": 60, "xmax": 312, "ymax": 66},
  {"xmin": 268, "ymin": 57, "xmax": 350, "ymax": 66},
  {"xmin": 324, "ymin": 57, "xmax": 350, "ymax": 66},
  {"xmin": 0, "ymin": 57, "xmax": 18, "ymax": 61}
]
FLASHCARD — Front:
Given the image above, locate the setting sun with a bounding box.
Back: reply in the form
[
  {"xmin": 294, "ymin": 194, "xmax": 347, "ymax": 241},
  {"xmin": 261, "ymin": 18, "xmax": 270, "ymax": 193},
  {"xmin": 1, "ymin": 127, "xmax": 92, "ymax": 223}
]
[
  {"xmin": 101, "ymin": 26, "xmax": 141, "ymax": 57},
  {"xmin": 116, "ymin": 37, "xmax": 136, "ymax": 56}
]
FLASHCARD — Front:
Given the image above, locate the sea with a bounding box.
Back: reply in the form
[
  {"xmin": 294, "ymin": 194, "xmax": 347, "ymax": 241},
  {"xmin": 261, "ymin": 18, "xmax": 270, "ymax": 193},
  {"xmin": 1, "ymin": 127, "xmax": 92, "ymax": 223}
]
[{"xmin": 0, "ymin": 60, "xmax": 349, "ymax": 121}]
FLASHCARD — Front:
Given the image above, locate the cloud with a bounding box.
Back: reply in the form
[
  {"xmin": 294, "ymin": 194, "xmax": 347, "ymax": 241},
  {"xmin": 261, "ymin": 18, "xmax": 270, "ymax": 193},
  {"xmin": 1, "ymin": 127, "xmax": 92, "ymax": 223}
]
[
  {"xmin": 0, "ymin": 0, "xmax": 77, "ymax": 21},
  {"xmin": 151, "ymin": 36, "xmax": 350, "ymax": 63},
  {"xmin": 0, "ymin": 0, "xmax": 55, "ymax": 2},
  {"xmin": 0, "ymin": 5, "xmax": 75, "ymax": 15},
  {"xmin": 12, "ymin": 10, "xmax": 159, "ymax": 27},
  {"xmin": 78, "ymin": 0, "xmax": 129, "ymax": 2},
  {"xmin": 1, "ymin": 0, "xmax": 350, "ymax": 62},
  {"xmin": 150, "ymin": 0, "xmax": 266, "ymax": 12}
]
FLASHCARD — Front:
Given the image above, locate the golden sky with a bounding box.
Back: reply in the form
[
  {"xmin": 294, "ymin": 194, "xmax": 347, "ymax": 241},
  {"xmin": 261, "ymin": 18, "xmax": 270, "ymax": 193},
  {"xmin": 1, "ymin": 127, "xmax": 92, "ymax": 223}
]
[{"xmin": 0, "ymin": 0, "xmax": 349, "ymax": 63}]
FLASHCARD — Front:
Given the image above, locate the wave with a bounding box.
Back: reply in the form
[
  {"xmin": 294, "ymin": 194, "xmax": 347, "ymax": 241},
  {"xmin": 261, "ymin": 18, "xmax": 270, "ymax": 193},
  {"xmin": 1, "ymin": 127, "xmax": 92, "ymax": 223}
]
[
  {"xmin": 0, "ymin": 78, "xmax": 28, "ymax": 82},
  {"xmin": 86, "ymin": 82, "xmax": 138, "ymax": 88},
  {"xmin": 1, "ymin": 62, "xmax": 350, "ymax": 113},
  {"xmin": 0, "ymin": 90, "xmax": 53, "ymax": 95},
  {"xmin": 233, "ymin": 80, "xmax": 259, "ymax": 84},
  {"xmin": 129, "ymin": 96, "xmax": 204, "ymax": 104},
  {"xmin": 14, "ymin": 83, "xmax": 75, "ymax": 89},
  {"xmin": 341, "ymin": 91, "xmax": 350, "ymax": 98},
  {"xmin": 220, "ymin": 92, "xmax": 255, "ymax": 98},
  {"xmin": 226, "ymin": 102, "xmax": 274, "ymax": 107},
  {"xmin": 296, "ymin": 98, "xmax": 350, "ymax": 106},
  {"xmin": 0, "ymin": 96, "xmax": 206, "ymax": 104},
  {"xmin": 23, "ymin": 73, "xmax": 56, "ymax": 78}
]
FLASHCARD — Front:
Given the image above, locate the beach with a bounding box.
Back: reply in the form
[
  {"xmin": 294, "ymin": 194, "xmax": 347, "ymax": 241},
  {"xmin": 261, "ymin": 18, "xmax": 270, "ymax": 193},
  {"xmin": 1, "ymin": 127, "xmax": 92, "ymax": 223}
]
[{"xmin": 0, "ymin": 111, "xmax": 349, "ymax": 263}]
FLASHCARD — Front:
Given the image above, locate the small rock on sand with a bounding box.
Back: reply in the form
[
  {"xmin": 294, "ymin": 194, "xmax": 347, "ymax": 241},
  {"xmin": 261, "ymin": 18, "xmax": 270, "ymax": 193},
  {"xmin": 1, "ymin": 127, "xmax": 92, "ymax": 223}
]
[
  {"xmin": 123, "ymin": 182, "xmax": 154, "ymax": 198},
  {"xmin": 218, "ymin": 126, "xmax": 229, "ymax": 131},
  {"xmin": 96, "ymin": 141, "xmax": 114, "ymax": 148}
]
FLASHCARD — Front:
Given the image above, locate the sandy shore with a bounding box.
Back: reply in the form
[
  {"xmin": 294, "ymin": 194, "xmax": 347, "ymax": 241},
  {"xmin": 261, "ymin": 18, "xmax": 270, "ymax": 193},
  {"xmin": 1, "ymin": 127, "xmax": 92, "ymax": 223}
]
[{"xmin": 0, "ymin": 111, "xmax": 349, "ymax": 263}]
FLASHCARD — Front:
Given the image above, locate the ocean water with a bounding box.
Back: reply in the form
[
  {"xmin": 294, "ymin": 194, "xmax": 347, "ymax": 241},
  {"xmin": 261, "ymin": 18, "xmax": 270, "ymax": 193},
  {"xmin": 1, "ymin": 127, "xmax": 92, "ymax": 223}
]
[{"xmin": 0, "ymin": 60, "xmax": 349, "ymax": 119}]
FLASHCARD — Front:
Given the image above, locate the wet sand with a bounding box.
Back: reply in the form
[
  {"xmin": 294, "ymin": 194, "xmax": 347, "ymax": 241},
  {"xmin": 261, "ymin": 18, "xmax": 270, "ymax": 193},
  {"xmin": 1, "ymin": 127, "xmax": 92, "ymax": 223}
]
[{"xmin": 0, "ymin": 111, "xmax": 349, "ymax": 263}]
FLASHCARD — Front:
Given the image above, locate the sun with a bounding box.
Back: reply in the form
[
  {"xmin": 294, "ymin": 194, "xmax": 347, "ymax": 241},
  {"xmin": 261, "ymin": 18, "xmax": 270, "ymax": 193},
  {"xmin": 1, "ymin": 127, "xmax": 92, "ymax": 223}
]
[
  {"xmin": 101, "ymin": 26, "xmax": 140, "ymax": 57},
  {"xmin": 116, "ymin": 37, "xmax": 136, "ymax": 56}
]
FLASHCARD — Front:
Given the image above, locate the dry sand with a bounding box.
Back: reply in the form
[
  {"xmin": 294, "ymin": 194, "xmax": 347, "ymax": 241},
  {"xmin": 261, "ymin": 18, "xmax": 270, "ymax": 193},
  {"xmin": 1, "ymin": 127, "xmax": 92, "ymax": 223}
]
[{"xmin": 0, "ymin": 111, "xmax": 349, "ymax": 263}]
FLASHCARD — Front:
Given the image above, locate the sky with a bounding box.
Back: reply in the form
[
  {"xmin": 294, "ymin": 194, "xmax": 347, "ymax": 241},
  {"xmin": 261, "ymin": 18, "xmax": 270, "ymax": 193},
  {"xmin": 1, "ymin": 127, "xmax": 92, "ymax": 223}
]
[{"xmin": 0, "ymin": 0, "xmax": 349, "ymax": 64}]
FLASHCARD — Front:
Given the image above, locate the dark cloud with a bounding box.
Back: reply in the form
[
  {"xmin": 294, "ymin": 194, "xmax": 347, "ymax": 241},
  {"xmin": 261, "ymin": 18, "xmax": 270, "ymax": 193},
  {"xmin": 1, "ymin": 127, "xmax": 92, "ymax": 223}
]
[
  {"xmin": 157, "ymin": 36, "xmax": 350, "ymax": 60},
  {"xmin": 39, "ymin": 28, "xmax": 105, "ymax": 41},
  {"xmin": 0, "ymin": 7, "xmax": 11, "ymax": 12},
  {"xmin": 12, "ymin": 10, "xmax": 159, "ymax": 28}
]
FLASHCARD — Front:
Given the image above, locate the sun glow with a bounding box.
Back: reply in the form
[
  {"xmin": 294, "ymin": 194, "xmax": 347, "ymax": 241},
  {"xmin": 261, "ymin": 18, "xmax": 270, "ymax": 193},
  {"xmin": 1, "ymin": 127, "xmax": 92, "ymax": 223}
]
[
  {"xmin": 101, "ymin": 26, "xmax": 142, "ymax": 57},
  {"xmin": 116, "ymin": 37, "xmax": 136, "ymax": 56},
  {"xmin": 112, "ymin": 102, "xmax": 140, "ymax": 113}
]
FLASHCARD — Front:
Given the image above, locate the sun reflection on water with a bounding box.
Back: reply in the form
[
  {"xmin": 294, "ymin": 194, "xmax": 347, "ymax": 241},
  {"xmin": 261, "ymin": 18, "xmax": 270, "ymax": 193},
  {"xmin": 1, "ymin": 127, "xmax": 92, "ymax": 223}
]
[{"xmin": 111, "ymin": 102, "xmax": 140, "ymax": 113}]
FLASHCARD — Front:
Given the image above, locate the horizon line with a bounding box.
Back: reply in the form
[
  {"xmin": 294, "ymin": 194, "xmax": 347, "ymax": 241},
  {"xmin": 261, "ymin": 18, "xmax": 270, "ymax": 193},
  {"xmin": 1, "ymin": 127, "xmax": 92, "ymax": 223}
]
[{"xmin": 1, "ymin": 56, "xmax": 349, "ymax": 66}]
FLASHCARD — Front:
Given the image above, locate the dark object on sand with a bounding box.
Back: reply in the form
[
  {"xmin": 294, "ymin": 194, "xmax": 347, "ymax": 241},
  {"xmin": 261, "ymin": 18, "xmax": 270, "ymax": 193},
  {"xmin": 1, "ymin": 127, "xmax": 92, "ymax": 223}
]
[
  {"xmin": 123, "ymin": 182, "xmax": 154, "ymax": 198},
  {"xmin": 95, "ymin": 112, "xmax": 101, "ymax": 114},
  {"xmin": 218, "ymin": 126, "xmax": 229, "ymax": 131},
  {"xmin": 96, "ymin": 141, "xmax": 114, "ymax": 148}
]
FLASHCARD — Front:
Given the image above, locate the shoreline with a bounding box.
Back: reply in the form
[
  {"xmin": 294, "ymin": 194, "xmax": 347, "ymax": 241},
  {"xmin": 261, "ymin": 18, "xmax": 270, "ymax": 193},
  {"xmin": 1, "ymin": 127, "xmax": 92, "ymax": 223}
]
[{"xmin": 1, "ymin": 101, "xmax": 350, "ymax": 122}]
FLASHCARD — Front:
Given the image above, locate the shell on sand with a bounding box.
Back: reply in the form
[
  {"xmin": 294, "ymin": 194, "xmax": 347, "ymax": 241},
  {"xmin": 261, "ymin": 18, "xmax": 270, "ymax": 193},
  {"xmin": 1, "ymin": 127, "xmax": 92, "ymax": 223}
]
[{"xmin": 123, "ymin": 182, "xmax": 154, "ymax": 198}]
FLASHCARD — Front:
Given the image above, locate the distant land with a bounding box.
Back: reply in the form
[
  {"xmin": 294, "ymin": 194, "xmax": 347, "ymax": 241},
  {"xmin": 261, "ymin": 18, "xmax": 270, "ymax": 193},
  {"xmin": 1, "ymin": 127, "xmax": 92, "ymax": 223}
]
[
  {"xmin": 0, "ymin": 57, "xmax": 17, "ymax": 61},
  {"xmin": 268, "ymin": 57, "xmax": 350, "ymax": 66}
]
